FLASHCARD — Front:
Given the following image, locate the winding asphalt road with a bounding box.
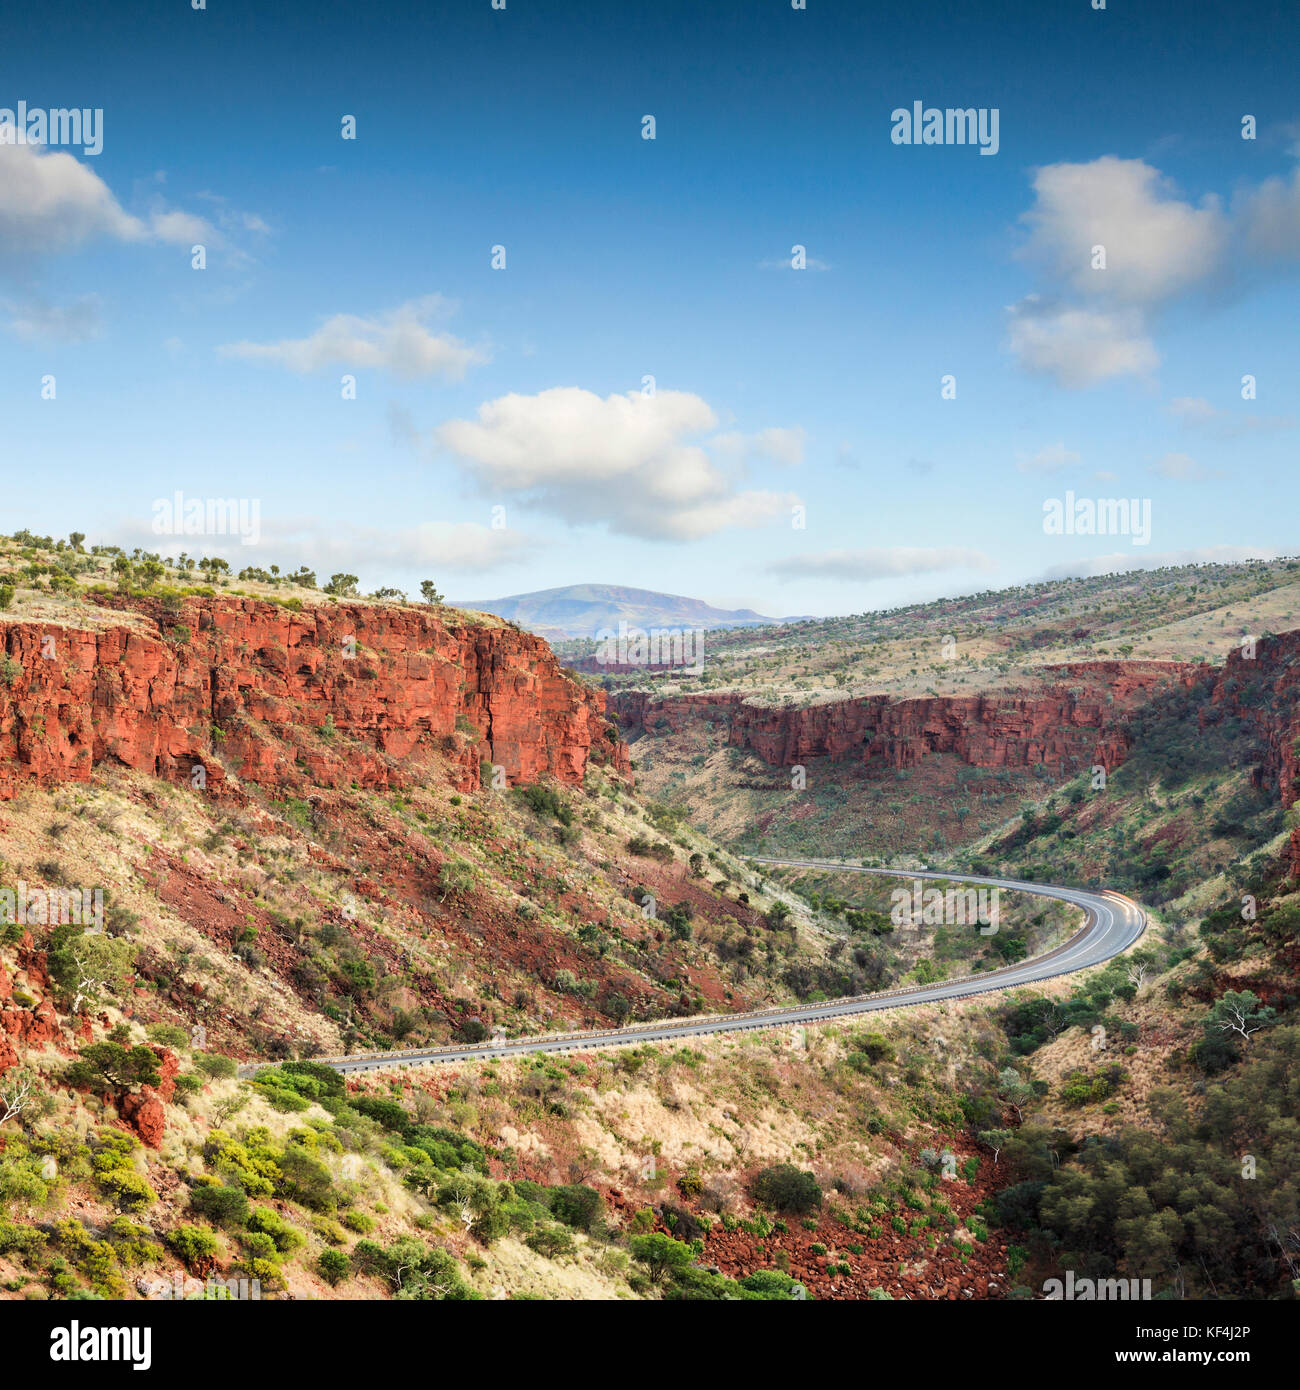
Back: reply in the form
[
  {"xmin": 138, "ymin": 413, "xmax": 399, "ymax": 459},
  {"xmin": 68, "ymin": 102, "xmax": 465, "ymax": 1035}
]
[{"xmin": 286, "ymin": 859, "xmax": 1144, "ymax": 1076}]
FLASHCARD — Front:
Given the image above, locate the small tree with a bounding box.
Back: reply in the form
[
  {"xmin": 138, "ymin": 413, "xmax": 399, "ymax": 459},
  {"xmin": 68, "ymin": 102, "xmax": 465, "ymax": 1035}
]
[
  {"xmin": 1209, "ymin": 990, "xmax": 1275, "ymax": 1045},
  {"xmin": 66, "ymin": 1042, "xmax": 162, "ymax": 1097},
  {"xmin": 318, "ymin": 1248, "xmax": 349, "ymax": 1286},
  {"xmin": 0, "ymin": 1067, "xmax": 42, "ymax": 1125},
  {"xmin": 766, "ymin": 901, "xmax": 793, "ymax": 931},
  {"xmin": 47, "ymin": 927, "xmax": 134, "ymax": 1015},
  {"xmin": 1127, "ymin": 961, "xmax": 1150, "ymax": 991},
  {"xmin": 189, "ymin": 1182, "xmax": 250, "ymax": 1228},
  {"xmin": 997, "ymin": 1067, "xmax": 1036, "ymax": 1122},
  {"xmin": 420, "ymin": 580, "xmax": 444, "ymax": 605},
  {"xmin": 978, "ymin": 1128, "xmax": 1014, "ymax": 1166},
  {"xmin": 752, "ymin": 1164, "xmax": 822, "ymax": 1214},
  {"xmin": 628, "ymin": 1232, "xmax": 694, "ymax": 1285},
  {"xmin": 439, "ymin": 856, "xmax": 476, "ymax": 902}
]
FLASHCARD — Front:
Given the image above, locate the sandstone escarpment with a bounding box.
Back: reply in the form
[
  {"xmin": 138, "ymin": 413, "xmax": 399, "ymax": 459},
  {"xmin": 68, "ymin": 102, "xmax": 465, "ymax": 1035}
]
[
  {"xmin": 613, "ymin": 661, "xmax": 1194, "ymax": 776},
  {"xmin": 0, "ymin": 596, "xmax": 630, "ymax": 801},
  {"xmin": 1206, "ymin": 630, "xmax": 1300, "ymax": 873},
  {"xmin": 1212, "ymin": 630, "xmax": 1300, "ymax": 808}
]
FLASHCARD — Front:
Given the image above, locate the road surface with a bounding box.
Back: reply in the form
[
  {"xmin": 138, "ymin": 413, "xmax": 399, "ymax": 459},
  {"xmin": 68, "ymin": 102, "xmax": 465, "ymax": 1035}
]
[{"xmin": 270, "ymin": 859, "xmax": 1144, "ymax": 1076}]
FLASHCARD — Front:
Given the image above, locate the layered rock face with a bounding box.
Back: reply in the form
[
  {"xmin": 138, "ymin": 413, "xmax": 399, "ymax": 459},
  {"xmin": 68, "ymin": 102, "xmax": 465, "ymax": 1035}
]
[
  {"xmin": 0, "ymin": 946, "xmax": 62, "ymax": 1076},
  {"xmin": 1215, "ymin": 631, "xmax": 1300, "ymax": 805},
  {"xmin": 613, "ymin": 661, "xmax": 1195, "ymax": 775},
  {"xmin": 1208, "ymin": 630, "xmax": 1300, "ymax": 872},
  {"xmin": 0, "ymin": 596, "xmax": 629, "ymax": 800}
]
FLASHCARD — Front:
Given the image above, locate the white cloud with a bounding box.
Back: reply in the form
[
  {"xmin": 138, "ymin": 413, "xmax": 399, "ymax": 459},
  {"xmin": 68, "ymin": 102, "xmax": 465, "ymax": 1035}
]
[
  {"xmin": 1006, "ymin": 296, "xmax": 1159, "ymax": 387},
  {"xmin": 4, "ymin": 292, "xmax": 102, "ymax": 343},
  {"xmin": 1019, "ymin": 157, "xmax": 1226, "ymax": 305},
  {"xmin": 436, "ymin": 386, "xmax": 801, "ymax": 540},
  {"xmin": 1170, "ymin": 395, "xmax": 1294, "ymax": 436},
  {"xmin": 1009, "ymin": 154, "xmax": 1300, "ymax": 387},
  {"xmin": 0, "ymin": 136, "xmax": 245, "ymax": 271},
  {"xmin": 0, "ymin": 137, "xmax": 144, "ymax": 254},
  {"xmin": 1169, "ymin": 396, "xmax": 1217, "ymax": 424},
  {"xmin": 712, "ymin": 426, "xmax": 806, "ymax": 467},
  {"xmin": 768, "ymin": 547, "xmax": 994, "ymax": 582},
  {"xmin": 114, "ymin": 515, "xmax": 534, "ymax": 579},
  {"xmin": 1042, "ymin": 545, "xmax": 1277, "ymax": 579},
  {"xmin": 192, "ymin": 192, "xmax": 273, "ymax": 241},
  {"xmin": 1238, "ymin": 164, "xmax": 1300, "ymax": 259},
  {"xmin": 219, "ymin": 295, "xmax": 486, "ymax": 380},
  {"xmin": 1149, "ymin": 451, "xmax": 1217, "ymax": 482},
  {"xmin": 1017, "ymin": 442, "xmax": 1080, "ymax": 475},
  {"xmin": 148, "ymin": 207, "xmax": 217, "ymax": 247}
]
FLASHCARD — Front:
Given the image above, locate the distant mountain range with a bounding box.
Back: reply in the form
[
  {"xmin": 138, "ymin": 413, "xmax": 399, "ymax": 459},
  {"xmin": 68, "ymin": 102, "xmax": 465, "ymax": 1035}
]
[{"xmin": 451, "ymin": 584, "xmax": 812, "ymax": 640}]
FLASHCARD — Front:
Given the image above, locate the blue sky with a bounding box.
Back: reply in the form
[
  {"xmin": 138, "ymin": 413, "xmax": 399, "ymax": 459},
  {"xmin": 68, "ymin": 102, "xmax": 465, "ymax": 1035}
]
[{"xmin": 2, "ymin": 0, "xmax": 1298, "ymax": 617}]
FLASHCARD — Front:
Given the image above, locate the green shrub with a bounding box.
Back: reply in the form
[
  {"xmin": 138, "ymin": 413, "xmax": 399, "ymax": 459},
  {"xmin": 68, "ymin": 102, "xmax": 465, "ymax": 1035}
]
[
  {"xmin": 848, "ymin": 1032, "xmax": 894, "ymax": 1065},
  {"xmin": 91, "ymin": 1130, "xmax": 157, "ymax": 1212},
  {"xmin": 317, "ymin": 1248, "xmax": 350, "ymax": 1286},
  {"xmin": 103, "ymin": 1218, "xmax": 161, "ymax": 1267},
  {"xmin": 51, "ymin": 1218, "xmax": 127, "ymax": 1298},
  {"xmin": 0, "ymin": 1144, "xmax": 52, "ymax": 1210},
  {"xmin": 0, "ymin": 1220, "xmax": 47, "ymax": 1260},
  {"xmin": 549, "ymin": 1184, "xmax": 601, "ymax": 1231},
  {"xmin": 241, "ymin": 1231, "xmax": 278, "ymax": 1262},
  {"xmin": 525, "ymin": 1226, "xmax": 576, "ymax": 1260},
  {"xmin": 189, "ymin": 1182, "xmax": 249, "ymax": 1228},
  {"xmin": 203, "ymin": 1129, "xmax": 279, "ymax": 1197},
  {"xmin": 166, "ymin": 1224, "xmax": 218, "ymax": 1268},
  {"xmin": 173, "ymin": 1074, "xmax": 203, "ymax": 1100},
  {"xmin": 736, "ymin": 1269, "xmax": 805, "ymax": 1299},
  {"xmin": 357, "ymin": 1237, "xmax": 479, "ymax": 1300},
  {"xmin": 350, "ymin": 1096, "xmax": 411, "ymax": 1133},
  {"xmin": 276, "ymin": 1144, "xmax": 336, "ymax": 1211},
  {"xmin": 194, "ymin": 1053, "xmax": 238, "ymax": 1080},
  {"xmin": 246, "ymin": 1206, "xmax": 303, "ymax": 1254},
  {"xmin": 628, "ymin": 1232, "xmax": 694, "ymax": 1284},
  {"xmin": 752, "ymin": 1165, "xmax": 822, "ymax": 1214},
  {"xmin": 471, "ymin": 1206, "xmax": 510, "ymax": 1245}
]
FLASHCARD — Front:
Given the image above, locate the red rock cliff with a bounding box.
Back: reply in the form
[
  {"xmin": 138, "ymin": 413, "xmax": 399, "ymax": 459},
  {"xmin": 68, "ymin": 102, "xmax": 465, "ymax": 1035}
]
[
  {"xmin": 1207, "ymin": 630, "xmax": 1300, "ymax": 873},
  {"xmin": 612, "ymin": 661, "xmax": 1195, "ymax": 775},
  {"xmin": 0, "ymin": 596, "xmax": 630, "ymax": 800}
]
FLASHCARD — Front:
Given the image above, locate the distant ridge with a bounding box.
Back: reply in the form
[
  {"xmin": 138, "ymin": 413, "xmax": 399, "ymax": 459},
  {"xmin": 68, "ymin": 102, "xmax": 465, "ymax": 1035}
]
[{"xmin": 451, "ymin": 583, "xmax": 812, "ymax": 640}]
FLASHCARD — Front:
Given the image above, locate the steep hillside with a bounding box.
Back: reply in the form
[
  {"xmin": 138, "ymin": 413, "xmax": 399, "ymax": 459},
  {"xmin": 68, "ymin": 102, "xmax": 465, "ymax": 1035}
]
[
  {"xmin": 612, "ymin": 661, "xmax": 1195, "ymax": 860},
  {"xmin": 3, "ymin": 533, "xmax": 1298, "ymax": 1306},
  {"xmin": 0, "ymin": 588, "xmax": 860, "ymax": 1055},
  {"xmin": 958, "ymin": 629, "xmax": 1300, "ymax": 902},
  {"xmin": 580, "ymin": 559, "xmax": 1300, "ymax": 864},
  {"xmin": 0, "ymin": 577, "xmax": 868, "ymax": 1303},
  {"xmin": 571, "ymin": 555, "xmax": 1300, "ymax": 700}
]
